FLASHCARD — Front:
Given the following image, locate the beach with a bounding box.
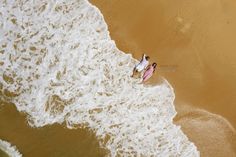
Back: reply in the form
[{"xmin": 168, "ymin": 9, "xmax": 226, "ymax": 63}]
[
  {"xmin": 0, "ymin": 0, "xmax": 235, "ymax": 156},
  {"xmin": 91, "ymin": 0, "xmax": 236, "ymax": 156}
]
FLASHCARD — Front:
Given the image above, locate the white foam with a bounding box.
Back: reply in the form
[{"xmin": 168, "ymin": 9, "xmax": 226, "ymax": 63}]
[
  {"xmin": 0, "ymin": 139, "xmax": 22, "ymax": 157},
  {"xmin": 0, "ymin": 0, "xmax": 199, "ymax": 156}
]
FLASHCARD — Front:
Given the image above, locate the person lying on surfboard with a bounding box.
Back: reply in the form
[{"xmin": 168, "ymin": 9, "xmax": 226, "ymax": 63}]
[
  {"xmin": 132, "ymin": 54, "xmax": 150, "ymax": 77},
  {"xmin": 142, "ymin": 63, "xmax": 157, "ymax": 82}
]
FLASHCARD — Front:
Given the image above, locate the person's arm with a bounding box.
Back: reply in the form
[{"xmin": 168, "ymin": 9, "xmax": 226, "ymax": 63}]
[
  {"xmin": 142, "ymin": 54, "xmax": 146, "ymax": 61},
  {"xmin": 145, "ymin": 65, "xmax": 151, "ymax": 70},
  {"xmin": 153, "ymin": 66, "xmax": 157, "ymax": 73}
]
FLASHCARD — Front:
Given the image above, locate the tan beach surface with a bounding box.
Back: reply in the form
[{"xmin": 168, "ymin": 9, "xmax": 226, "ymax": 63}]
[
  {"xmin": 91, "ymin": 0, "xmax": 236, "ymax": 156},
  {"xmin": 0, "ymin": 0, "xmax": 236, "ymax": 156}
]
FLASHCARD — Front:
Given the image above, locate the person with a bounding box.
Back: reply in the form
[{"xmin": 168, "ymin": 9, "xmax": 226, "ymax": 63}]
[
  {"xmin": 132, "ymin": 54, "xmax": 150, "ymax": 77},
  {"xmin": 142, "ymin": 63, "xmax": 157, "ymax": 82}
]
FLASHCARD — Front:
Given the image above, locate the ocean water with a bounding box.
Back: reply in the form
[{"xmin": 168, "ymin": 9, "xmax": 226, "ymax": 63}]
[{"xmin": 0, "ymin": 0, "xmax": 199, "ymax": 156}]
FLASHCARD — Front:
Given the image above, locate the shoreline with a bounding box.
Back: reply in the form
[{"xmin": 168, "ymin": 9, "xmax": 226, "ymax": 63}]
[
  {"xmin": 90, "ymin": 0, "xmax": 236, "ymax": 156},
  {"xmin": 1, "ymin": 0, "xmax": 236, "ymax": 156},
  {"xmin": 90, "ymin": 0, "xmax": 236, "ymax": 127},
  {"xmin": 0, "ymin": 0, "xmax": 199, "ymax": 156}
]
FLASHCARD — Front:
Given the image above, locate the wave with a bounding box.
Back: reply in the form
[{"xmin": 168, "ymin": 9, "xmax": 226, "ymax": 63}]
[
  {"xmin": 0, "ymin": 139, "xmax": 22, "ymax": 157},
  {"xmin": 0, "ymin": 0, "xmax": 199, "ymax": 156}
]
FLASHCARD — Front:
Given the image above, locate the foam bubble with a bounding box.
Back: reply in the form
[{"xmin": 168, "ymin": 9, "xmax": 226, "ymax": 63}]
[
  {"xmin": 0, "ymin": 0, "xmax": 199, "ymax": 156},
  {"xmin": 0, "ymin": 139, "xmax": 22, "ymax": 157}
]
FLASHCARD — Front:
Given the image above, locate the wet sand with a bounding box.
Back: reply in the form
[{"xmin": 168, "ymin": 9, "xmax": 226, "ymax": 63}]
[
  {"xmin": 0, "ymin": 0, "xmax": 236, "ymax": 156},
  {"xmin": 91, "ymin": 0, "xmax": 236, "ymax": 156},
  {"xmin": 90, "ymin": 0, "xmax": 236, "ymax": 126}
]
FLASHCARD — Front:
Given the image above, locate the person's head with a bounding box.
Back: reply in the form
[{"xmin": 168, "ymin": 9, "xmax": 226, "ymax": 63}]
[
  {"xmin": 152, "ymin": 63, "xmax": 157, "ymax": 69},
  {"xmin": 145, "ymin": 56, "xmax": 150, "ymax": 60}
]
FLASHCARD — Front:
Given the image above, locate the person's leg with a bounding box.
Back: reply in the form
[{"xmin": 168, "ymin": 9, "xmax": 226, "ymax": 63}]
[{"xmin": 131, "ymin": 68, "xmax": 136, "ymax": 77}]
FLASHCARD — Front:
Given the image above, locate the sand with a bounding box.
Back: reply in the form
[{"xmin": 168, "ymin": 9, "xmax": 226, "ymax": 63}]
[
  {"xmin": 90, "ymin": 0, "xmax": 236, "ymax": 126},
  {"xmin": 0, "ymin": 0, "xmax": 236, "ymax": 156},
  {"xmin": 91, "ymin": 0, "xmax": 236, "ymax": 156}
]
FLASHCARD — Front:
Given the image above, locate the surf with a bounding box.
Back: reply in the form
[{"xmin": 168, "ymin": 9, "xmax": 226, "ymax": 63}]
[
  {"xmin": 0, "ymin": 0, "xmax": 199, "ymax": 156},
  {"xmin": 0, "ymin": 139, "xmax": 22, "ymax": 157}
]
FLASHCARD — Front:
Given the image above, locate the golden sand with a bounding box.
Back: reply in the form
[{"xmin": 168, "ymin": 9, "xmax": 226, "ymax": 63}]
[
  {"xmin": 90, "ymin": 0, "xmax": 236, "ymax": 126},
  {"xmin": 0, "ymin": 0, "xmax": 236, "ymax": 156},
  {"xmin": 91, "ymin": 0, "xmax": 236, "ymax": 156}
]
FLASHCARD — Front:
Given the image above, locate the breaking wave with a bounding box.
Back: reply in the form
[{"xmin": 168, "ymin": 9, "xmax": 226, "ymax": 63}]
[
  {"xmin": 0, "ymin": 139, "xmax": 22, "ymax": 157},
  {"xmin": 0, "ymin": 0, "xmax": 199, "ymax": 156}
]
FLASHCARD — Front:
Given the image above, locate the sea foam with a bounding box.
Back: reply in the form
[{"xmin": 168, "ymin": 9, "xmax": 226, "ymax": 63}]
[
  {"xmin": 0, "ymin": 139, "xmax": 22, "ymax": 157},
  {"xmin": 0, "ymin": 0, "xmax": 199, "ymax": 156}
]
